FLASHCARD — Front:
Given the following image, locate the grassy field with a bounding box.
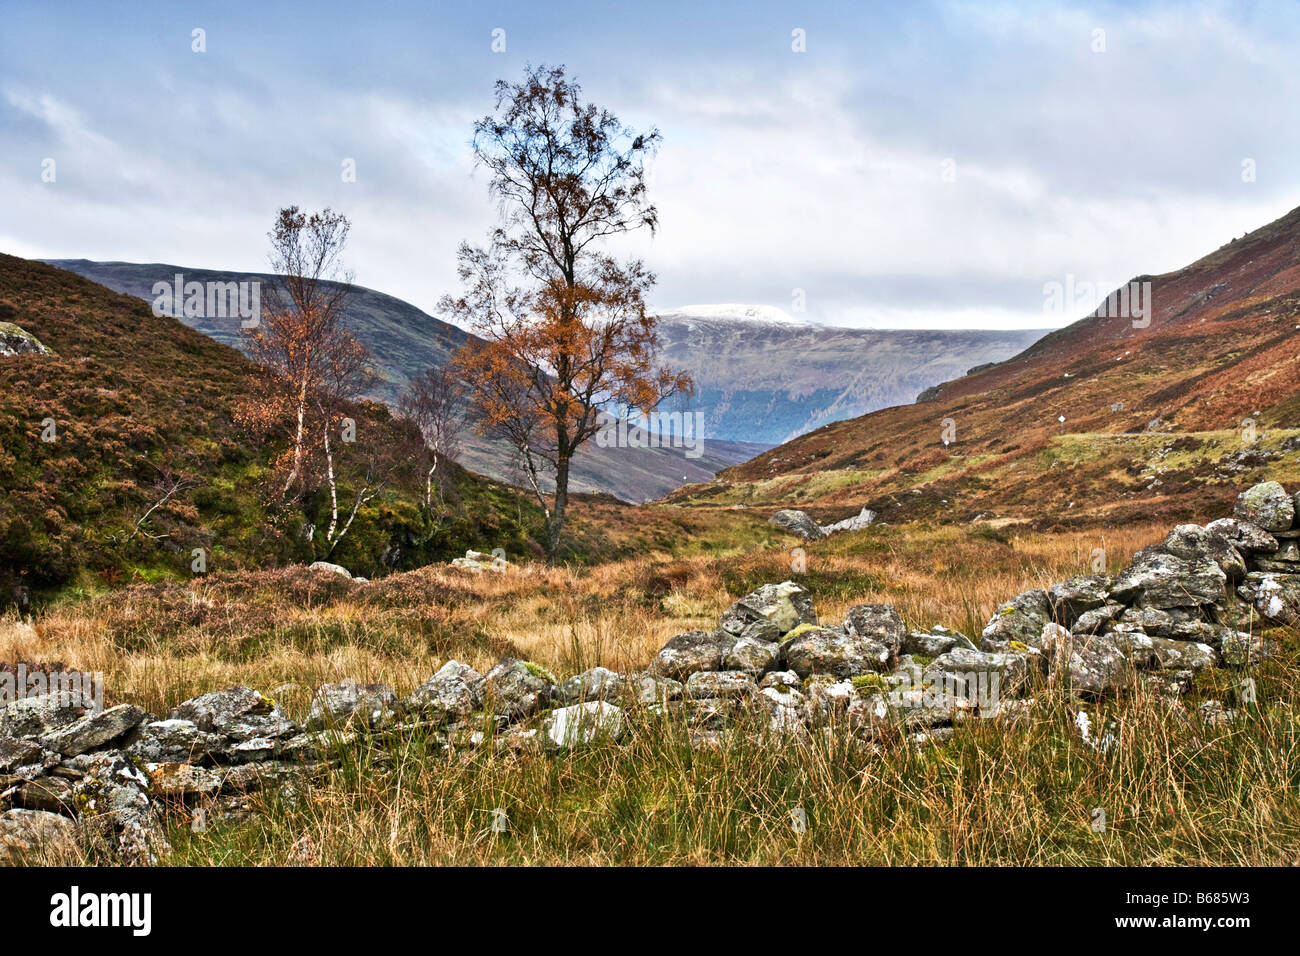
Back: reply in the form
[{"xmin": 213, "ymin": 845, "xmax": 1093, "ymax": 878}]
[{"xmin": 5, "ymin": 516, "xmax": 1298, "ymax": 866}]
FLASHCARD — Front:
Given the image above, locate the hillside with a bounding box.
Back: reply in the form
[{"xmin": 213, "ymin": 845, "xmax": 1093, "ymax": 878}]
[
  {"xmin": 44, "ymin": 260, "xmax": 767, "ymax": 501},
  {"xmin": 0, "ymin": 255, "xmax": 543, "ymax": 597},
  {"xmin": 671, "ymin": 202, "xmax": 1300, "ymax": 529},
  {"xmin": 652, "ymin": 308, "xmax": 1045, "ymax": 444}
]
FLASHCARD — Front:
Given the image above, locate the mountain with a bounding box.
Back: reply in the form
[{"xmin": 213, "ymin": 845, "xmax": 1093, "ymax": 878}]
[
  {"xmin": 44, "ymin": 260, "xmax": 766, "ymax": 502},
  {"xmin": 651, "ymin": 308, "xmax": 1047, "ymax": 444},
  {"xmin": 670, "ymin": 203, "xmax": 1300, "ymax": 530},
  {"xmin": 0, "ymin": 255, "xmax": 545, "ymax": 594}
]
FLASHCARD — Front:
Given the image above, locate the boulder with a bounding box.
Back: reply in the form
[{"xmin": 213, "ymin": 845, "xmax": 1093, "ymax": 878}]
[
  {"xmin": 1059, "ymin": 635, "xmax": 1131, "ymax": 696},
  {"xmin": 170, "ymin": 686, "xmax": 297, "ymax": 744},
  {"xmin": 0, "ymin": 808, "xmax": 77, "ymax": 864},
  {"xmin": 842, "ymin": 604, "xmax": 906, "ymax": 655},
  {"xmin": 1205, "ymin": 517, "xmax": 1278, "ymax": 554},
  {"xmin": 0, "ymin": 690, "xmax": 91, "ymax": 739},
  {"xmin": 1048, "ymin": 575, "xmax": 1113, "ymax": 625},
  {"xmin": 820, "ymin": 507, "xmax": 876, "ymax": 536},
  {"xmin": 306, "ymin": 680, "xmax": 397, "ymax": 731},
  {"xmin": 1238, "ymin": 572, "xmax": 1300, "ymax": 626},
  {"xmin": 1163, "ymin": 524, "xmax": 1246, "ymax": 581},
  {"xmin": 721, "ymin": 635, "xmax": 781, "ymax": 674},
  {"xmin": 767, "ymin": 509, "xmax": 827, "ymax": 541},
  {"xmin": 1233, "ymin": 481, "xmax": 1294, "ymax": 532},
  {"xmin": 558, "ymin": 667, "xmax": 626, "ymax": 704},
  {"xmin": 980, "ymin": 589, "xmax": 1051, "ymax": 650},
  {"xmin": 406, "ymin": 660, "xmax": 484, "ymax": 723},
  {"xmin": 1109, "ymin": 547, "xmax": 1226, "ymax": 610},
  {"xmin": 1071, "ymin": 602, "xmax": 1124, "ymax": 636},
  {"xmin": 782, "ymin": 625, "xmax": 891, "ymax": 679},
  {"xmin": 39, "ymin": 704, "xmax": 144, "ymax": 757},
  {"xmin": 450, "ymin": 549, "xmax": 506, "ymax": 573},
  {"xmin": 684, "ymin": 670, "xmax": 758, "ymax": 700},
  {"xmin": 647, "ymin": 630, "xmax": 729, "ymax": 680},
  {"xmin": 1106, "ymin": 630, "xmax": 1217, "ymax": 671},
  {"xmin": 626, "ymin": 672, "xmax": 683, "ymax": 704},
  {"xmin": 927, "ymin": 647, "xmax": 1036, "ymax": 694},
  {"xmin": 125, "ymin": 719, "xmax": 224, "ymax": 765},
  {"xmin": 0, "ymin": 321, "xmax": 52, "ymax": 357},
  {"xmin": 308, "ymin": 561, "xmax": 352, "ymax": 578},
  {"xmin": 718, "ymin": 581, "xmax": 816, "ymax": 636},
  {"xmin": 542, "ymin": 702, "xmax": 625, "ymax": 749},
  {"xmin": 480, "ymin": 659, "xmax": 556, "ymax": 721}
]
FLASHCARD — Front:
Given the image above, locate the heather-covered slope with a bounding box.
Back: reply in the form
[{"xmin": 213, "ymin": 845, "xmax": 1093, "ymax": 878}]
[
  {"xmin": 672, "ymin": 203, "xmax": 1300, "ymax": 530},
  {"xmin": 0, "ymin": 255, "xmax": 542, "ymax": 596}
]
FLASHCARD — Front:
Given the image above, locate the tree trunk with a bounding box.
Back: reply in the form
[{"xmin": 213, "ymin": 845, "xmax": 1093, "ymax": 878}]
[{"xmin": 546, "ymin": 455, "xmax": 571, "ymax": 564}]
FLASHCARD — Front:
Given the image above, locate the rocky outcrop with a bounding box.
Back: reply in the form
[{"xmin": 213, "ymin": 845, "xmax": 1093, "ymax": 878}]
[
  {"xmin": 0, "ymin": 321, "xmax": 51, "ymax": 357},
  {"xmin": 2, "ymin": 481, "xmax": 1293, "ymax": 865},
  {"xmin": 767, "ymin": 509, "xmax": 827, "ymax": 541}
]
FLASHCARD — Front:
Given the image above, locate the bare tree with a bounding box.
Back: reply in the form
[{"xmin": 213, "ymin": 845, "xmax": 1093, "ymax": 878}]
[
  {"xmin": 398, "ymin": 365, "xmax": 466, "ymax": 519},
  {"xmin": 442, "ymin": 65, "xmax": 693, "ymax": 562}
]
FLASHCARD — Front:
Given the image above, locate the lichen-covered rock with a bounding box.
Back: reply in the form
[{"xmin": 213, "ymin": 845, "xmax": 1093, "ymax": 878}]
[
  {"xmin": 0, "ymin": 808, "xmax": 76, "ymax": 864},
  {"xmin": 40, "ymin": 704, "xmax": 144, "ymax": 757},
  {"xmin": 1048, "ymin": 575, "xmax": 1113, "ymax": 625},
  {"xmin": 721, "ymin": 635, "xmax": 781, "ymax": 674},
  {"xmin": 170, "ymin": 686, "xmax": 297, "ymax": 743},
  {"xmin": 1059, "ymin": 634, "xmax": 1131, "ymax": 696},
  {"xmin": 902, "ymin": 626, "xmax": 974, "ymax": 657},
  {"xmin": 558, "ymin": 667, "xmax": 626, "ymax": 704},
  {"xmin": 1110, "ymin": 547, "xmax": 1226, "ymax": 610},
  {"xmin": 125, "ymin": 719, "xmax": 223, "ymax": 765},
  {"xmin": 480, "ymin": 659, "xmax": 556, "ymax": 722},
  {"xmin": 718, "ymin": 581, "xmax": 816, "ymax": 636},
  {"xmin": 1219, "ymin": 630, "xmax": 1273, "ymax": 668},
  {"xmin": 980, "ymin": 589, "xmax": 1051, "ymax": 650},
  {"xmin": 1205, "ymin": 517, "xmax": 1278, "ymax": 554},
  {"xmin": 450, "ymin": 549, "xmax": 506, "ymax": 573},
  {"xmin": 1071, "ymin": 602, "xmax": 1124, "ymax": 635},
  {"xmin": 1115, "ymin": 605, "xmax": 1174, "ymax": 637},
  {"xmin": 1233, "ymin": 481, "xmax": 1295, "ymax": 532},
  {"xmin": 541, "ymin": 702, "xmax": 625, "ymax": 749},
  {"xmin": 927, "ymin": 647, "xmax": 1036, "ymax": 694},
  {"xmin": 1238, "ymin": 572, "xmax": 1300, "ymax": 625},
  {"xmin": 782, "ymin": 625, "xmax": 891, "ymax": 679},
  {"xmin": 1106, "ymin": 630, "xmax": 1217, "ymax": 671},
  {"xmin": 144, "ymin": 762, "xmax": 223, "ymax": 798},
  {"xmin": 842, "ymin": 603, "xmax": 906, "ymax": 655},
  {"xmin": 70, "ymin": 752, "xmax": 168, "ymax": 866},
  {"xmin": 0, "ymin": 736, "xmax": 55, "ymax": 776},
  {"xmin": 684, "ymin": 670, "xmax": 758, "ymax": 700},
  {"xmin": 9, "ymin": 775, "xmax": 75, "ymax": 814},
  {"xmin": 308, "ymin": 560, "xmax": 352, "ymax": 578},
  {"xmin": 0, "ymin": 321, "xmax": 52, "ymax": 357},
  {"xmin": 1163, "ymin": 524, "xmax": 1246, "ymax": 581},
  {"xmin": 647, "ymin": 630, "xmax": 729, "ymax": 680},
  {"xmin": 759, "ymin": 685, "xmax": 808, "ymax": 735},
  {"xmin": 626, "ymin": 672, "xmax": 683, "ymax": 704},
  {"xmin": 0, "ymin": 690, "xmax": 91, "ymax": 739},
  {"xmin": 767, "ymin": 509, "xmax": 827, "ymax": 541},
  {"xmin": 306, "ymin": 680, "xmax": 398, "ymax": 731},
  {"xmin": 406, "ymin": 660, "xmax": 483, "ymax": 723}
]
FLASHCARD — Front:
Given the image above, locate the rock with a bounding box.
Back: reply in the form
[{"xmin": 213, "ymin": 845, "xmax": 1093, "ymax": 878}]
[
  {"xmin": 759, "ymin": 670, "xmax": 801, "ymax": 690},
  {"xmin": 718, "ymin": 581, "xmax": 816, "ymax": 636},
  {"xmin": 1115, "ymin": 605, "xmax": 1174, "ymax": 637},
  {"xmin": 450, "ymin": 549, "xmax": 506, "ymax": 573},
  {"xmin": 406, "ymin": 660, "xmax": 484, "ymax": 723},
  {"xmin": 980, "ymin": 589, "xmax": 1051, "ymax": 650},
  {"xmin": 684, "ymin": 671, "xmax": 758, "ymax": 700},
  {"xmin": 783, "ymin": 626, "xmax": 891, "ymax": 679},
  {"xmin": 902, "ymin": 630, "xmax": 959, "ymax": 657},
  {"xmin": 0, "ymin": 736, "xmax": 52, "ymax": 775},
  {"xmin": 927, "ymin": 647, "xmax": 1036, "ymax": 694},
  {"xmin": 558, "ymin": 667, "xmax": 626, "ymax": 704},
  {"xmin": 125, "ymin": 719, "xmax": 224, "ymax": 765},
  {"xmin": 308, "ymin": 560, "xmax": 352, "ymax": 578},
  {"xmin": 1205, "ymin": 517, "xmax": 1278, "ymax": 554},
  {"xmin": 1107, "ymin": 630, "xmax": 1217, "ymax": 671},
  {"xmin": 1163, "ymin": 524, "xmax": 1246, "ymax": 581},
  {"xmin": 0, "ymin": 321, "xmax": 52, "ymax": 357},
  {"xmin": 0, "ymin": 690, "xmax": 91, "ymax": 739},
  {"xmin": 820, "ymin": 507, "xmax": 876, "ymax": 536},
  {"xmin": 144, "ymin": 762, "xmax": 223, "ymax": 798},
  {"xmin": 0, "ymin": 808, "xmax": 77, "ymax": 864},
  {"xmin": 541, "ymin": 702, "xmax": 625, "ymax": 749},
  {"xmin": 480, "ymin": 659, "xmax": 556, "ymax": 721},
  {"xmin": 1110, "ymin": 547, "xmax": 1226, "ymax": 610},
  {"xmin": 803, "ymin": 678, "xmax": 856, "ymax": 724},
  {"xmin": 1238, "ymin": 572, "xmax": 1300, "ymax": 625},
  {"xmin": 170, "ymin": 686, "xmax": 297, "ymax": 743},
  {"xmin": 1233, "ymin": 481, "xmax": 1295, "ymax": 532},
  {"xmin": 759, "ymin": 685, "xmax": 808, "ymax": 735},
  {"xmin": 842, "ymin": 604, "xmax": 906, "ymax": 655},
  {"xmin": 768, "ymin": 509, "xmax": 827, "ymax": 541},
  {"xmin": 1048, "ymin": 575, "xmax": 1113, "ymax": 625},
  {"xmin": 1219, "ymin": 630, "xmax": 1273, "ymax": 668},
  {"xmin": 39, "ymin": 704, "xmax": 144, "ymax": 757},
  {"xmin": 306, "ymin": 680, "xmax": 398, "ymax": 731},
  {"xmin": 721, "ymin": 635, "xmax": 781, "ymax": 674},
  {"xmin": 69, "ymin": 752, "xmax": 168, "ymax": 866},
  {"xmin": 647, "ymin": 630, "xmax": 728, "ymax": 680},
  {"xmin": 626, "ymin": 673, "xmax": 683, "ymax": 704},
  {"xmin": 9, "ymin": 775, "xmax": 75, "ymax": 814},
  {"xmin": 1071, "ymin": 602, "xmax": 1124, "ymax": 635},
  {"xmin": 1059, "ymin": 634, "xmax": 1131, "ymax": 696}
]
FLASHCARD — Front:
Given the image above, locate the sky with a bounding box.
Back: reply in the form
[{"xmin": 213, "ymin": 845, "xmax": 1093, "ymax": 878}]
[{"xmin": 2, "ymin": 0, "xmax": 1299, "ymax": 330}]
